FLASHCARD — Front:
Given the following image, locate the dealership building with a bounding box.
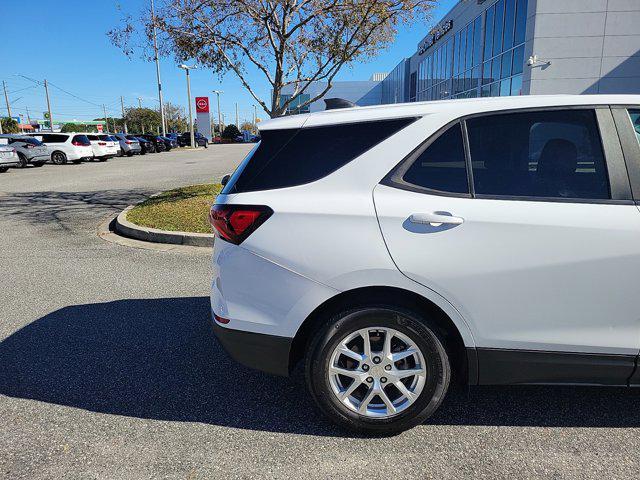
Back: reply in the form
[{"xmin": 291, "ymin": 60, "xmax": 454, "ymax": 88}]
[{"xmin": 282, "ymin": 0, "xmax": 640, "ymax": 112}]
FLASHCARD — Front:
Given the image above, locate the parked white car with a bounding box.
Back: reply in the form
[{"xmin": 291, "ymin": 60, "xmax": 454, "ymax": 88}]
[
  {"xmin": 28, "ymin": 133, "xmax": 94, "ymax": 165},
  {"xmin": 98, "ymin": 134, "xmax": 122, "ymax": 157},
  {"xmin": 0, "ymin": 141, "xmax": 19, "ymax": 172},
  {"xmin": 85, "ymin": 133, "xmax": 117, "ymax": 161},
  {"xmin": 209, "ymin": 95, "xmax": 640, "ymax": 434}
]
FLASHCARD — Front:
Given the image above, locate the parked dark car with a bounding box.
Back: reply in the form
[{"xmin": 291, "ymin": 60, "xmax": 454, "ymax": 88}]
[
  {"xmin": 138, "ymin": 134, "xmax": 167, "ymax": 152},
  {"xmin": 178, "ymin": 132, "xmax": 208, "ymax": 148},
  {"xmin": 159, "ymin": 136, "xmax": 176, "ymax": 150},
  {"xmin": 134, "ymin": 136, "xmax": 155, "ymax": 154}
]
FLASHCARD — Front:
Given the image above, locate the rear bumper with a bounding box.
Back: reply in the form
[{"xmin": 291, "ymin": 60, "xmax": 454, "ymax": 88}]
[{"xmin": 211, "ymin": 317, "xmax": 292, "ymax": 376}]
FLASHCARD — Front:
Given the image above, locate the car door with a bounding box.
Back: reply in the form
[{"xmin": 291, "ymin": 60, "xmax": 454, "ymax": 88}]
[{"xmin": 374, "ymin": 106, "xmax": 640, "ymax": 385}]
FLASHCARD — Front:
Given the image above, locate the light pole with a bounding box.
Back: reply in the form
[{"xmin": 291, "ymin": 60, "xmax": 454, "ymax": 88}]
[
  {"xmin": 253, "ymin": 105, "xmax": 257, "ymax": 134},
  {"xmin": 179, "ymin": 64, "xmax": 197, "ymax": 148},
  {"xmin": 138, "ymin": 97, "xmax": 144, "ymax": 133},
  {"xmin": 150, "ymin": 0, "xmax": 166, "ymax": 136},
  {"xmin": 121, "ymin": 96, "xmax": 128, "ymax": 133},
  {"xmin": 212, "ymin": 90, "xmax": 223, "ymax": 140}
]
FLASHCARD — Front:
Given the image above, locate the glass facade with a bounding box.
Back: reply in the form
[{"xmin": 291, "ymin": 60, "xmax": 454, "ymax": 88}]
[
  {"xmin": 279, "ymin": 94, "xmax": 311, "ymax": 114},
  {"xmin": 415, "ymin": 0, "xmax": 528, "ymax": 102}
]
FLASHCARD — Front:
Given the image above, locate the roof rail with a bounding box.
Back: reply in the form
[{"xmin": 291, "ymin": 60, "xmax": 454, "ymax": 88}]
[{"xmin": 324, "ymin": 98, "xmax": 357, "ymax": 110}]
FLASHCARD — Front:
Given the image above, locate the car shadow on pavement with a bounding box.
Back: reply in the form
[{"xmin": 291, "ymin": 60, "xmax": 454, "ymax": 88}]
[{"xmin": 1, "ymin": 296, "xmax": 639, "ymax": 436}]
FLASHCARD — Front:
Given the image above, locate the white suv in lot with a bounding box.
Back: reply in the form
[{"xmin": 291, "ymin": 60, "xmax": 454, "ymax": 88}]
[
  {"xmin": 209, "ymin": 95, "xmax": 640, "ymax": 434},
  {"xmin": 85, "ymin": 133, "xmax": 117, "ymax": 161},
  {"xmin": 29, "ymin": 133, "xmax": 94, "ymax": 165}
]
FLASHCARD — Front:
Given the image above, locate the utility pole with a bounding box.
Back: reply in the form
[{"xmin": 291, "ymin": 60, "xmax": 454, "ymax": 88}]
[
  {"xmin": 150, "ymin": 0, "xmax": 166, "ymax": 136},
  {"xmin": 44, "ymin": 79, "xmax": 54, "ymax": 132},
  {"xmin": 2, "ymin": 81, "xmax": 11, "ymax": 118},
  {"xmin": 26, "ymin": 106, "xmax": 31, "ymax": 123},
  {"xmin": 179, "ymin": 64, "xmax": 197, "ymax": 148},
  {"xmin": 212, "ymin": 90, "xmax": 223, "ymax": 139},
  {"xmin": 121, "ymin": 96, "xmax": 128, "ymax": 133},
  {"xmin": 103, "ymin": 104, "xmax": 109, "ymax": 133},
  {"xmin": 138, "ymin": 97, "xmax": 144, "ymax": 133},
  {"xmin": 235, "ymin": 102, "xmax": 239, "ymax": 127}
]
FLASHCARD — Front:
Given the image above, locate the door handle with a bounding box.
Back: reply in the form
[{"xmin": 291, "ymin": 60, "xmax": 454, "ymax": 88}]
[{"xmin": 409, "ymin": 212, "xmax": 464, "ymax": 226}]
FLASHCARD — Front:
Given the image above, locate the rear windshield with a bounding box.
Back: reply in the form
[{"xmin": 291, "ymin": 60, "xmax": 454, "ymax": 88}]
[
  {"xmin": 98, "ymin": 135, "xmax": 110, "ymax": 141},
  {"xmin": 126, "ymin": 135, "xmax": 138, "ymax": 141},
  {"xmin": 222, "ymin": 117, "xmax": 417, "ymax": 193},
  {"xmin": 72, "ymin": 135, "xmax": 91, "ymax": 145}
]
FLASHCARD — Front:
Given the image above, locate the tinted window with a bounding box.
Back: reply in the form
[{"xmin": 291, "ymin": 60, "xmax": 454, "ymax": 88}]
[
  {"xmin": 125, "ymin": 135, "xmax": 138, "ymax": 141},
  {"xmin": 87, "ymin": 135, "xmax": 99, "ymax": 140},
  {"xmin": 19, "ymin": 137, "xmax": 42, "ymax": 146},
  {"xmin": 72, "ymin": 135, "xmax": 91, "ymax": 146},
  {"xmin": 467, "ymin": 109, "xmax": 609, "ymax": 200},
  {"xmin": 41, "ymin": 134, "xmax": 68, "ymax": 143},
  {"xmin": 628, "ymin": 109, "xmax": 640, "ymax": 145},
  {"xmin": 223, "ymin": 118, "xmax": 416, "ymax": 193},
  {"xmin": 401, "ymin": 123, "xmax": 469, "ymax": 194}
]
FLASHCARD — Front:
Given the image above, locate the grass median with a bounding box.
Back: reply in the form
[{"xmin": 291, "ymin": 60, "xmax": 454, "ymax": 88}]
[{"xmin": 126, "ymin": 183, "xmax": 221, "ymax": 234}]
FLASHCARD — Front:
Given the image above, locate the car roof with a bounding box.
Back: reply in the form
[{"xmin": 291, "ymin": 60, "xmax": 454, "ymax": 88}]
[{"xmin": 258, "ymin": 94, "xmax": 640, "ymax": 131}]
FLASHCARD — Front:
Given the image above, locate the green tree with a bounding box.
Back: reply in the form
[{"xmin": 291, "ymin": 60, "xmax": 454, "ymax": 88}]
[
  {"xmin": 1, "ymin": 117, "xmax": 19, "ymax": 134},
  {"xmin": 164, "ymin": 102, "xmax": 188, "ymax": 132},
  {"xmin": 239, "ymin": 121, "xmax": 255, "ymax": 133},
  {"xmin": 61, "ymin": 123, "xmax": 98, "ymax": 133},
  {"xmin": 124, "ymin": 107, "xmax": 162, "ymax": 134},
  {"xmin": 222, "ymin": 124, "xmax": 240, "ymax": 139},
  {"xmin": 109, "ymin": 0, "xmax": 434, "ymax": 118}
]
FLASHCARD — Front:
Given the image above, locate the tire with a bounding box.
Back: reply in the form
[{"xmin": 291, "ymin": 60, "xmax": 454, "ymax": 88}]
[
  {"xmin": 0, "ymin": 167, "xmax": 8, "ymax": 173},
  {"xmin": 51, "ymin": 151, "xmax": 67, "ymax": 165},
  {"xmin": 32, "ymin": 161, "xmax": 46, "ymax": 167},
  {"xmin": 306, "ymin": 306, "xmax": 450, "ymax": 435},
  {"xmin": 17, "ymin": 153, "xmax": 28, "ymax": 168},
  {"xmin": 127, "ymin": 152, "xmax": 134, "ymax": 157}
]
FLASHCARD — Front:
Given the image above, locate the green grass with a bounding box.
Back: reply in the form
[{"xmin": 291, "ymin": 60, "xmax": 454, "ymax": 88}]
[{"xmin": 127, "ymin": 184, "xmax": 222, "ymax": 234}]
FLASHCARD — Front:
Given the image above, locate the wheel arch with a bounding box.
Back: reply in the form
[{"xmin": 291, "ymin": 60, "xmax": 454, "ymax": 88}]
[{"xmin": 289, "ymin": 285, "xmax": 477, "ymax": 385}]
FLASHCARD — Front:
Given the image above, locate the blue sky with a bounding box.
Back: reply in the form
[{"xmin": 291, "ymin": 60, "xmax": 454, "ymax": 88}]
[{"xmin": 0, "ymin": 0, "xmax": 457, "ymax": 125}]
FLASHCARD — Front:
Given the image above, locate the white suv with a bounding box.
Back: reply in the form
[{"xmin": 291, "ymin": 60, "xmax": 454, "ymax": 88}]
[
  {"xmin": 209, "ymin": 95, "xmax": 640, "ymax": 434},
  {"xmin": 29, "ymin": 133, "xmax": 94, "ymax": 165},
  {"xmin": 85, "ymin": 134, "xmax": 117, "ymax": 161}
]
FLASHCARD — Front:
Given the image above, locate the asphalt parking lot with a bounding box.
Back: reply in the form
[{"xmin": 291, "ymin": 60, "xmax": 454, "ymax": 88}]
[{"xmin": 1, "ymin": 146, "xmax": 640, "ymax": 479}]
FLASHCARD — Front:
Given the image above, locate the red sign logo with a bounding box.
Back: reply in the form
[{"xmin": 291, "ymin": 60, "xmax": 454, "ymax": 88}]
[{"xmin": 196, "ymin": 97, "xmax": 209, "ymax": 113}]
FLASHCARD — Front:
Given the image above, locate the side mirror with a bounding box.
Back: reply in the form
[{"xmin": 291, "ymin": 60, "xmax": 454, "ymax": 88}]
[{"xmin": 221, "ymin": 174, "xmax": 230, "ymax": 186}]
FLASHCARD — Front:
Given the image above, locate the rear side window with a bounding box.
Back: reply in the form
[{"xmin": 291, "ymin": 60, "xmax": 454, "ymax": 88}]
[
  {"xmin": 628, "ymin": 109, "xmax": 640, "ymax": 145},
  {"xmin": 467, "ymin": 109, "xmax": 610, "ymax": 200},
  {"xmin": 87, "ymin": 135, "xmax": 98, "ymax": 141},
  {"xmin": 223, "ymin": 118, "xmax": 416, "ymax": 193},
  {"xmin": 401, "ymin": 123, "xmax": 469, "ymax": 194}
]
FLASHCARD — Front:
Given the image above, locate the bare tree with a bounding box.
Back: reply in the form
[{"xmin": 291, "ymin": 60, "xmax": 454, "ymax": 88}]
[{"xmin": 109, "ymin": 0, "xmax": 435, "ymax": 118}]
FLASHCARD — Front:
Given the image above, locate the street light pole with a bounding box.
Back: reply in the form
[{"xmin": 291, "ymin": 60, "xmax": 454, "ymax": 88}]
[
  {"xmin": 150, "ymin": 0, "xmax": 166, "ymax": 136},
  {"xmin": 138, "ymin": 97, "xmax": 144, "ymax": 133},
  {"xmin": 253, "ymin": 105, "xmax": 257, "ymax": 134},
  {"xmin": 179, "ymin": 64, "xmax": 197, "ymax": 148},
  {"xmin": 212, "ymin": 90, "xmax": 223, "ymax": 140},
  {"xmin": 121, "ymin": 96, "xmax": 128, "ymax": 133},
  {"xmin": 103, "ymin": 104, "xmax": 109, "ymax": 133},
  {"xmin": 44, "ymin": 79, "xmax": 54, "ymax": 132}
]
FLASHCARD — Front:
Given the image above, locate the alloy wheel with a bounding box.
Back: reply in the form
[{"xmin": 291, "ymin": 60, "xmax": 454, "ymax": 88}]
[{"xmin": 327, "ymin": 327, "xmax": 426, "ymax": 418}]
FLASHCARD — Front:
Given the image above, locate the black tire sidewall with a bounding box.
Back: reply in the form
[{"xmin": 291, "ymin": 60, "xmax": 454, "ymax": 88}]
[
  {"xmin": 306, "ymin": 307, "xmax": 450, "ymax": 435},
  {"xmin": 52, "ymin": 152, "xmax": 66, "ymax": 165},
  {"xmin": 17, "ymin": 153, "xmax": 28, "ymax": 168}
]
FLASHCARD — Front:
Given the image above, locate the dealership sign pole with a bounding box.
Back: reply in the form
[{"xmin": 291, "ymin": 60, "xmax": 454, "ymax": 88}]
[{"xmin": 195, "ymin": 96, "xmax": 212, "ymax": 144}]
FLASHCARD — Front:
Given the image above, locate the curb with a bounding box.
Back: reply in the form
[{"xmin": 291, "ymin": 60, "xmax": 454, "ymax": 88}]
[{"xmin": 115, "ymin": 206, "xmax": 215, "ymax": 248}]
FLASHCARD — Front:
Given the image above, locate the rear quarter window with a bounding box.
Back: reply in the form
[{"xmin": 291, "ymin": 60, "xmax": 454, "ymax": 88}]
[{"xmin": 223, "ymin": 117, "xmax": 417, "ymax": 193}]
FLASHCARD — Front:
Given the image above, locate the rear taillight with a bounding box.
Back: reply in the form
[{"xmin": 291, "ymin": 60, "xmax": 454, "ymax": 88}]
[
  {"xmin": 125, "ymin": 140, "xmax": 132, "ymax": 144},
  {"xmin": 98, "ymin": 142, "xmax": 107, "ymax": 146},
  {"xmin": 209, "ymin": 204, "xmax": 273, "ymax": 245},
  {"xmin": 72, "ymin": 141, "xmax": 89, "ymax": 146}
]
